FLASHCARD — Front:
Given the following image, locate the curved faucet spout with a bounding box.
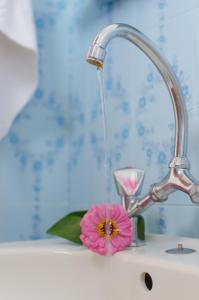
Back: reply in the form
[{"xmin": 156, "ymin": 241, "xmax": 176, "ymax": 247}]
[{"xmin": 87, "ymin": 23, "xmax": 188, "ymax": 167}]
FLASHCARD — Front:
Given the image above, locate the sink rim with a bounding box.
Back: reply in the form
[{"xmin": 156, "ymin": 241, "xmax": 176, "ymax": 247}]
[{"xmin": 0, "ymin": 234, "xmax": 198, "ymax": 268}]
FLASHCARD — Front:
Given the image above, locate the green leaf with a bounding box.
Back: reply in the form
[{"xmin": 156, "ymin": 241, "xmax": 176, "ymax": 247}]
[
  {"xmin": 47, "ymin": 210, "xmax": 87, "ymax": 245},
  {"xmin": 137, "ymin": 215, "xmax": 145, "ymax": 241}
]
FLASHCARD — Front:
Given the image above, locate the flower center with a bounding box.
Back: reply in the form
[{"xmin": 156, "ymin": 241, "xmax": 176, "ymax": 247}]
[{"xmin": 97, "ymin": 218, "xmax": 119, "ymax": 239}]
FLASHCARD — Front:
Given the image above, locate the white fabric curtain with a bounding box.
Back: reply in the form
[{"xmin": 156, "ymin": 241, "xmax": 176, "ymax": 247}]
[{"xmin": 0, "ymin": 0, "xmax": 37, "ymax": 139}]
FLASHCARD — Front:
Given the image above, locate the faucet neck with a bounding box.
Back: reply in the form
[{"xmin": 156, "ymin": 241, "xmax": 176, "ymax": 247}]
[{"xmin": 89, "ymin": 23, "xmax": 188, "ymax": 167}]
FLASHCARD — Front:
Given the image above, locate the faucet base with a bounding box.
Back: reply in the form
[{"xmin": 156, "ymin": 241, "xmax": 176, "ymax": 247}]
[{"xmin": 129, "ymin": 216, "xmax": 146, "ymax": 247}]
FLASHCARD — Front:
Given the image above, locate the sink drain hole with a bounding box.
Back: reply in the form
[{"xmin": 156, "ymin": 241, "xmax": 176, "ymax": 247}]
[{"xmin": 141, "ymin": 272, "xmax": 153, "ymax": 291}]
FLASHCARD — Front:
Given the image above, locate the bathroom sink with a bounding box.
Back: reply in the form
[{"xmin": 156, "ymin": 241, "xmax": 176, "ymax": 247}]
[{"xmin": 0, "ymin": 235, "xmax": 199, "ymax": 300}]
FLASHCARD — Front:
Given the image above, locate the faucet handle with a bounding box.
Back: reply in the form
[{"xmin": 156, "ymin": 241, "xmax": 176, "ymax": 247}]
[{"xmin": 113, "ymin": 167, "xmax": 145, "ymax": 197}]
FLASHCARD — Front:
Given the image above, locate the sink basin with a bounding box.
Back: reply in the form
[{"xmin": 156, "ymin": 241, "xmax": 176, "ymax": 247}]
[{"xmin": 0, "ymin": 235, "xmax": 199, "ymax": 299}]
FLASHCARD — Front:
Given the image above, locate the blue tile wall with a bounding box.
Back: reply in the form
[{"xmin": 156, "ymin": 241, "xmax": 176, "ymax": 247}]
[{"xmin": 0, "ymin": 0, "xmax": 199, "ymax": 242}]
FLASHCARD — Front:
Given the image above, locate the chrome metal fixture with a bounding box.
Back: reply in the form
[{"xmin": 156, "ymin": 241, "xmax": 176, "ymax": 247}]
[
  {"xmin": 87, "ymin": 23, "xmax": 199, "ymax": 244},
  {"xmin": 166, "ymin": 243, "xmax": 196, "ymax": 254}
]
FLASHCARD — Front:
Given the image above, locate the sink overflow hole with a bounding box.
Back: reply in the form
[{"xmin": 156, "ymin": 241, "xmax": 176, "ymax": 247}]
[{"xmin": 141, "ymin": 272, "xmax": 153, "ymax": 291}]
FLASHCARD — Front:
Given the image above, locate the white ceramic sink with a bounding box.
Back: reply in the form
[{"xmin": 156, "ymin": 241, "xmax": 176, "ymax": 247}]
[{"xmin": 0, "ymin": 235, "xmax": 199, "ymax": 299}]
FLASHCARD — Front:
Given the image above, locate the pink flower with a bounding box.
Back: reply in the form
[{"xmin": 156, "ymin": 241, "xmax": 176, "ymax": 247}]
[{"xmin": 80, "ymin": 204, "xmax": 133, "ymax": 256}]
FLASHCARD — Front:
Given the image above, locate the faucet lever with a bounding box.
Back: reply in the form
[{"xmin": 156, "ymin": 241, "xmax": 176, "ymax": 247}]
[
  {"xmin": 113, "ymin": 167, "xmax": 146, "ymax": 247},
  {"xmin": 113, "ymin": 167, "xmax": 145, "ymax": 210}
]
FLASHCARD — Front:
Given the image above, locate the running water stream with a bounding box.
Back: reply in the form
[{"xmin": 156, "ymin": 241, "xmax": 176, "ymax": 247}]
[
  {"xmin": 97, "ymin": 68, "xmax": 112, "ymax": 255},
  {"xmin": 97, "ymin": 68, "xmax": 109, "ymax": 199}
]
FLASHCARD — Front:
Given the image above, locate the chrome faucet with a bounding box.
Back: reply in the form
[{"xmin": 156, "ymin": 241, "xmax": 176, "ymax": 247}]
[{"xmin": 87, "ymin": 23, "xmax": 199, "ymax": 244}]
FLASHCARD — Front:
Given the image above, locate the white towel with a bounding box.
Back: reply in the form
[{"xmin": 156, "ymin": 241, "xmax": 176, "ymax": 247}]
[{"xmin": 0, "ymin": 0, "xmax": 37, "ymax": 139}]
